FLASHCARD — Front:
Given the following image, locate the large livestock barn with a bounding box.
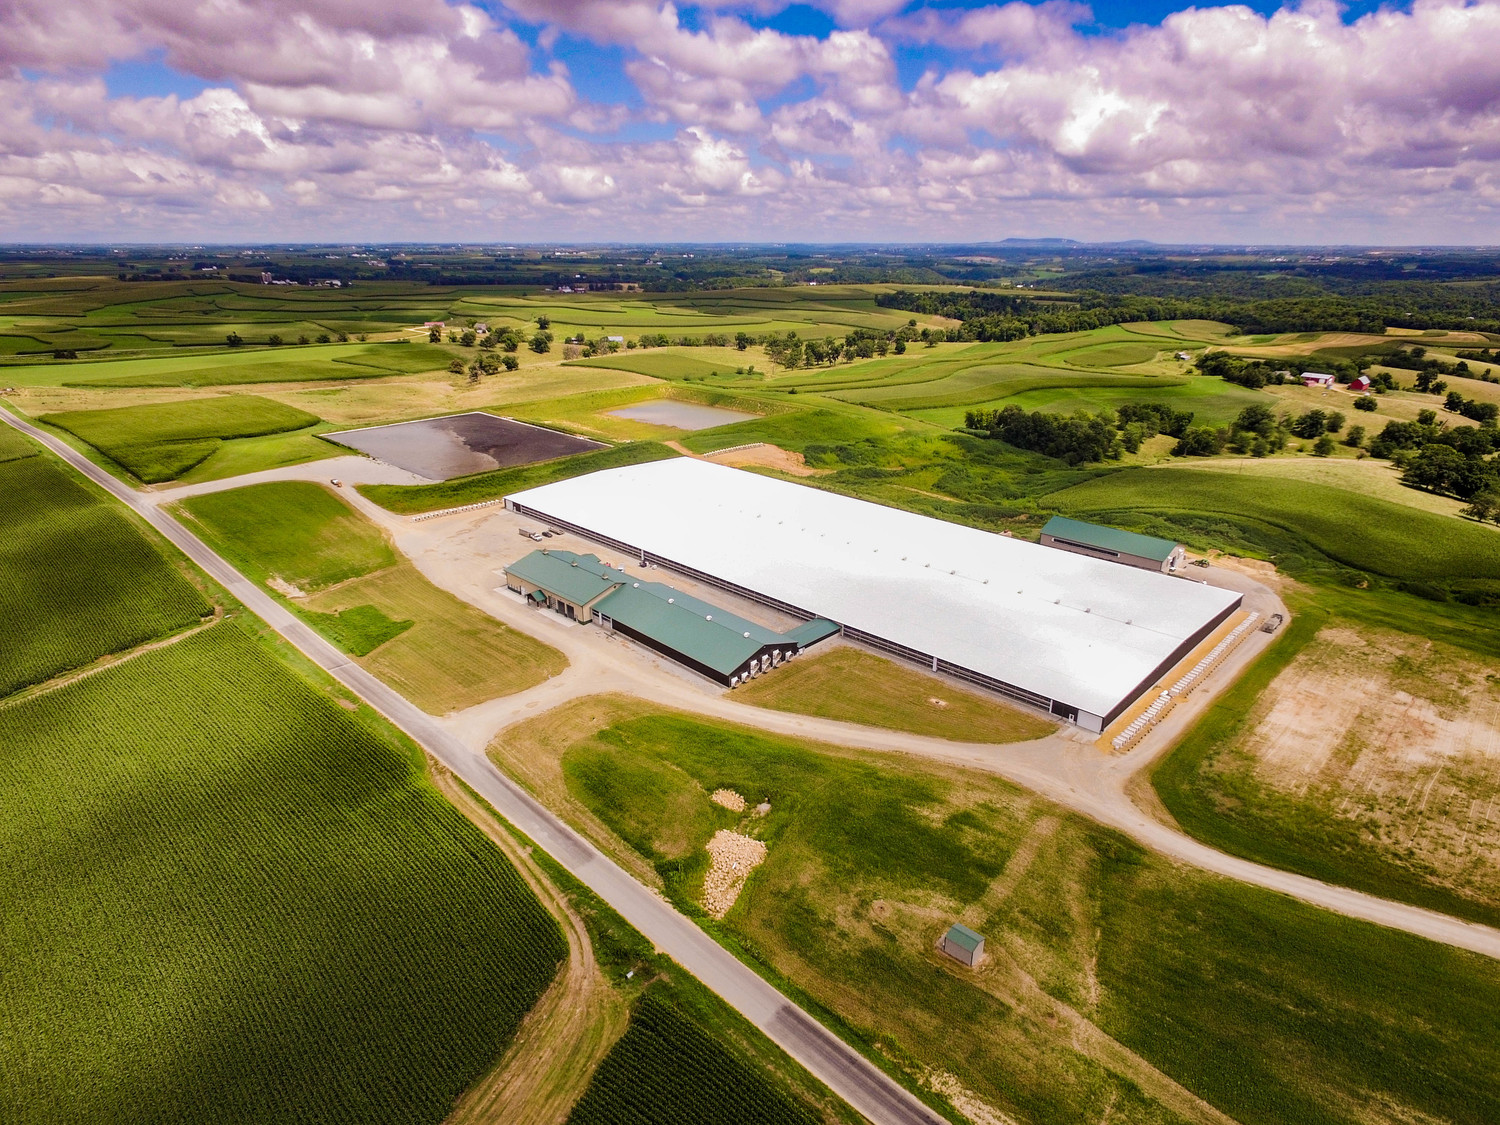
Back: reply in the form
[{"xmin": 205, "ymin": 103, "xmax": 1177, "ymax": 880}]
[{"xmin": 508, "ymin": 459, "xmax": 1242, "ymax": 730}]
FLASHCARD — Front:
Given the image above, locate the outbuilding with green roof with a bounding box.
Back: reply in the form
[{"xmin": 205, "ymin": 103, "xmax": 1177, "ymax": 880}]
[
  {"xmin": 503, "ymin": 549, "xmax": 837, "ymax": 686},
  {"xmin": 1039, "ymin": 516, "xmax": 1184, "ymax": 574}
]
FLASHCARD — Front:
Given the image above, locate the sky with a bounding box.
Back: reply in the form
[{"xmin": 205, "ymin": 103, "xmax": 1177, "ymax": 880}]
[{"xmin": 1, "ymin": 0, "xmax": 1497, "ymax": 244}]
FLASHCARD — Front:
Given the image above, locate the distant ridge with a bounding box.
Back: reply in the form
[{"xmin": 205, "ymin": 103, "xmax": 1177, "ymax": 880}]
[{"xmin": 997, "ymin": 237, "xmax": 1081, "ymax": 246}]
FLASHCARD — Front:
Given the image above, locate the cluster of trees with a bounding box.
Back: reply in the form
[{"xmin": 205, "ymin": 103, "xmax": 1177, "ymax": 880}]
[
  {"xmin": 237, "ymin": 331, "xmax": 360, "ymax": 347},
  {"xmin": 1444, "ymin": 391, "xmax": 1500, "ymax": 424},
  {"xmin": 964, "ymin": 405, "xmax": 1122, "ymax": 464},
  {"xmin": 1173, "ymin": 405, "xmax": 1349, "ymax": 458},
  {"xmin": 963, "ymin": 401, "xmax": 1195, "ymax": 464},
  {"xmin": 762, "ymin": 326, "xmax": 924, "ymax": 369},
  {"xmin": 447, "ymin": 353, "xmax": 520, "ymax": 382},
  {"xmin": 1365, "ymin": 410, "xmax": 1500, "ymax": 500},
  {"xmin": 877, "ymin": 289, "xmax": 1222, "ymax": 342},
  {"xmin": 876, "ymin": 287, "xmax": 1440, "ymax": 339},
  {"xmin": 1051, "ymin": 262, "xmax": 1500, "ymax": 334}
]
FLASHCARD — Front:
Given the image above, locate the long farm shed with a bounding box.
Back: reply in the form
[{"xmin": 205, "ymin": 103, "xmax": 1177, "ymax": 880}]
[{"xmin": 508, "ymin": 459, "xmax": 1241, "ymax": 730}]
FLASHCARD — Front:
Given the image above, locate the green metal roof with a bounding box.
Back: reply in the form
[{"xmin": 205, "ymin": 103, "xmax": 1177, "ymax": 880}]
[
  {"xmin": 785, "ymin": 619, "xmax": 840, "ymax": 647},
  {"xmin": 595, "ymin": 584, "xmax": 770, "ymax": 676},
  {"xmin": 1040, "ymin": 515, "xmax": 1178, "ymax": 563},
  {"xmin": 944, "ymin": 923, "xmax": 984, "ymax": 952},
  {"xmin": 509, "ymin": 548, "xmax": 837, "ymax": 678},
  {"xmin": 504, "ymin": 549, "xmax": 626, "ymax": 606}
]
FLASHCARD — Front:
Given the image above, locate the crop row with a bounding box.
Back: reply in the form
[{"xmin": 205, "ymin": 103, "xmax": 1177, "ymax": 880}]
[
  {"xmin": 1, "ymin": 623, "xmax": 566, "ymax": 1124},
  {"xmin": 567, "ymin": 993, "xmax": 817, "ymax": 1125},
  {"xmin": 0, "ymin": 454, "xmax": 209, "ymax": 696}
]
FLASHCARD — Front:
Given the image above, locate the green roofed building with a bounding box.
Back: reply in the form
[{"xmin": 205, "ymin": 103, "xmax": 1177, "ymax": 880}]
[
  {"xmin": 503, "ymin": 549, "xmax": 837, "ymax": 686},
  {"xmin": 939, "ymin": 923, "xmax": 985, "ymax": 967},
  {"xmin": 1039, "ymin": 515, "xmax": 1185, "ymax": 574}
]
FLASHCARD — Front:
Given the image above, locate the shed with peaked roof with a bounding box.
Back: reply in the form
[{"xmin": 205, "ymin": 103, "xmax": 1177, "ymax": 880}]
[
  {"xmin": 940, "ymin": 923, "xmax": 985, "ymax": 967},
  {"xmin": 1039, "ymin": 516, "xmax": 1185, "ymax": 574}
]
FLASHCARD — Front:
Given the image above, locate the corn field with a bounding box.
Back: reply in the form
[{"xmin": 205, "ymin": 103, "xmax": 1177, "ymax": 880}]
[
  {"xmin": 0, "ymin": 624, "xmax": 566, "ymax": 1124},
  {"xmin": 0, "ymin": 454, "xmax": 209, "ymax": 696},
  {"xmin": 567, "ymin": 993, "xmax": 818, "ymax": 1125}
]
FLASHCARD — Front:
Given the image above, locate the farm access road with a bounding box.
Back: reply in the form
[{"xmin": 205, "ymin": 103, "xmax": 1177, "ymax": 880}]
[
  {"xmin": 0, "ymin": 411, "xmax": 947, "ymax": 1125},
  {"xmin": 158, "ymin": 449, "xmax": 1500, "ymax": 964}
]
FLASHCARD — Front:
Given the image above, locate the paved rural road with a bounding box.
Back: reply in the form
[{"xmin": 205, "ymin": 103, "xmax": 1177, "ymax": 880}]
[{"xmin": 0, "ymin": 412, "xmax": 947, "ymax": 1125}]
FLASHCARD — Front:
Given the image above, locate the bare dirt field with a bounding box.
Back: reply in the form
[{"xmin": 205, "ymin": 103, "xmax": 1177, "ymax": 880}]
[
  {"xmin": 665, "ymin": 438, "xmax": 827, "ymax": 477},
  {"xmin": 1225, "ymin": 623, "xmax": 1500, "ymax": 908}
]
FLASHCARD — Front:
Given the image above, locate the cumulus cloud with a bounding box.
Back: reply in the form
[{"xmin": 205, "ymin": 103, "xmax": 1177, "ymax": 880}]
[{"xmin": 0, "ymin": 0, "xmax": 1498, "ymax": 240}]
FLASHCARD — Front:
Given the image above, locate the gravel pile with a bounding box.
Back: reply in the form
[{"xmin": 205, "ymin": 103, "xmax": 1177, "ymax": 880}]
[
  {"xmin": 702, "ymin": 830, "xmax": 767, "ymax": 918},
  {"xmin": 710, "ymin": 788, "xmax": 746, "ymax": 812}
]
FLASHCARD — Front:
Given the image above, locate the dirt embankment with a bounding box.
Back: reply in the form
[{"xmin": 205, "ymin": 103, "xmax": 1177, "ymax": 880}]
[{"xmin": 432, "ymin": 762, "xmax": 630, "ymax": 1125}]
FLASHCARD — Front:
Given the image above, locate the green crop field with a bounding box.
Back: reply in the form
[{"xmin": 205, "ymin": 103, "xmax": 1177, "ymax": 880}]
[
  {"xmin": 37, "ymin": 342, "xmax": 455, "ymax": 389},
  {"xmin": 0, "ymin": 623, "xmax": 566, "ymax": 1125},
  {"xmin": 566, "ymin": 993, "xmax": 818, "ymax": 1125},
  {"xmin": 0, "ymin": 420, "xmax": 40, "ymax": 461},
  {"xmin": 735, "ymin": 646, "xmax": 1055, "ymax": 743},
  {"xmin": 0, "ymin": 454, "xmax": 209, "ymax": 696},
  {"xmin": 360, "ymin": 440, "xmax": 679, "ymax": 514},
  {"xmin": 180, "ymin": 482, "xmax": 396, "ymax": 591},
  {"xmin": 541, "ymin": 707, "xmax": 1500, "ymax": 1125},
  {"xmin": 39, "ymin": 395, "xmax": 321, "ymax": 482},
  {"xmin": 567, "ymin": 352, "xmax": 739, "ymax": 380},
  {"xmin": 1044, "ymin": 466, "xmax": 1500, "ymax": 579}
]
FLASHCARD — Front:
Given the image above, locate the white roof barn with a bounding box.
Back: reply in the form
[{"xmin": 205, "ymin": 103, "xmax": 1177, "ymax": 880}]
[{"xmin": 508, "ymin": 459, "xmax": 1241, "ymax": 730}]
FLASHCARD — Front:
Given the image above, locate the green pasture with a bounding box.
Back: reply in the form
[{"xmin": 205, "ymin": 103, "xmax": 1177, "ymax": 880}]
[
  {"xmin": 179, "ymin": 482, "xmax": 395, "ymax": 592},
  {"xmin": 0, "ymin": 623, "xmax": 565, "ymax": 1125},
  {"xmin": 1045, "ymin": 467, "xmax": 1500, "ymax": 580},
  {"xmin": 675, "ymin": 405, "xmax": 917, "ymax": 455},
  {"xmin": 555, "ymin": 709, "xmax": 1500, "ymax": 1125},
  {"xmin": 566, "ymin": 351, "xmax": 736, "ymax": 380},
  {"xmin": 910, "ymin": 375, "xmax": 1269, "ymax": 428},
  {"xmin": 847, "ymin": 367, "xmax": 1189, "ymax": 413},
  {"xmin": 39, "ymin": 395, "xmax": 320, "ymax": 483},
  {"xmin": 0, "ymin": 454, "xmax": 209, "ymax": 697},
  {"xmin": 359, "ymin": 440, "xmax": 679, "ymax": 514}
]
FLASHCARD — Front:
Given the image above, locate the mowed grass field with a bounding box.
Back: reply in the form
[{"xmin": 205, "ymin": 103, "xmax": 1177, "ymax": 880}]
[
  {"xmin": 0, "ymin": 624, "xmax": 566, "ymax": 1125},
  {"xmin": 0, "ymin": 452, "xmax": 209, "ymax": 696},
  {"xmin": 180, "ymin": 481, "xmax": 396, "ymax": 591},
  {"xmin": 1046, "ymin": 467, "xmax": 1500, "ymax": 579},
  {"xmin": 40, "ymin": 395, "xmax": 321, "ymax": 482},
  {"xmin": 735, "ymin": 646, "xmax": 1055, "ymax": 743},
  {"xmin": 498, "ymin": 700, "xmax": 1500, "ymax": 1125},
  {"xmin": 178, "ymin": 481, "xmax": 566, "ymax": 712},
  {"xmin": 567, "ymin": 351, "xmax": 740, "ymax": 380}
]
